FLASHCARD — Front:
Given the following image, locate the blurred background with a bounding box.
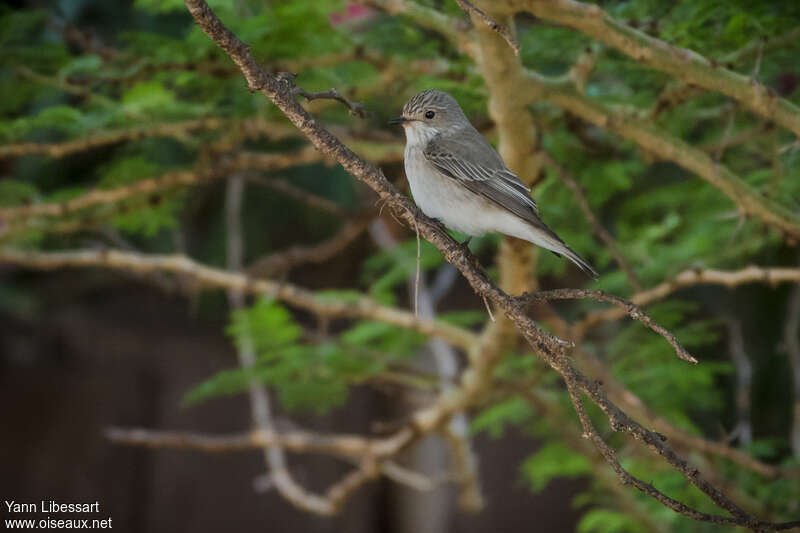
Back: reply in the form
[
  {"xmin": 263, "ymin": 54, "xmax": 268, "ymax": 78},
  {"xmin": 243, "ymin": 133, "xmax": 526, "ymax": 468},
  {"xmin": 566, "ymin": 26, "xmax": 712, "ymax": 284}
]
[{"xmin": 1, "ymin": 0, "xmax": 800, "ymax": 531}]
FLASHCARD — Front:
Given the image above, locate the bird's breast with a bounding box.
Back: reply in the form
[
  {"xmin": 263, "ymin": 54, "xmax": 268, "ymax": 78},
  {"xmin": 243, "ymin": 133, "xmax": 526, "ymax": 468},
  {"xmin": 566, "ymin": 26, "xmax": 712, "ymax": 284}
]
[{"xmin": 403, "ymin": 146, "xmax": 496, "ymax": 236}]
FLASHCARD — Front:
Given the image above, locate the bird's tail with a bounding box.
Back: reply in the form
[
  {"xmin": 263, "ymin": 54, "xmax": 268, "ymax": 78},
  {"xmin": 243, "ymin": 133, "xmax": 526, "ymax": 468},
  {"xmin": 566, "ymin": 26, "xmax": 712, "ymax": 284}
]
[
  {"xmin": 524, "ymin": 222, "xmax": 599, "ymax": 279},
  {"xmin": 552, "ymin": 244, "xmax": 599, "ymax": 279}
]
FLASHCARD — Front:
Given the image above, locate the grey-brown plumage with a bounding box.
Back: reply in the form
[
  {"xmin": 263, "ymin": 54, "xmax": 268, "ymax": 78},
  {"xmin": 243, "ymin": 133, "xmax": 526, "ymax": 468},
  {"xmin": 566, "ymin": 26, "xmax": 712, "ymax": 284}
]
[{"xmin": 391, "ymin": 89, "xmax": 598, "ymax": 278}]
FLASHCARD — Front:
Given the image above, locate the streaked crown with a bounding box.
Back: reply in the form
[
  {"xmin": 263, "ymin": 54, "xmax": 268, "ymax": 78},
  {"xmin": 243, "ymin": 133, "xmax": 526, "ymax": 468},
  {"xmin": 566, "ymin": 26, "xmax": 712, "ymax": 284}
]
[{"xmin": 401, "ymin": 89, "xmax": 468, "ymax": 124}]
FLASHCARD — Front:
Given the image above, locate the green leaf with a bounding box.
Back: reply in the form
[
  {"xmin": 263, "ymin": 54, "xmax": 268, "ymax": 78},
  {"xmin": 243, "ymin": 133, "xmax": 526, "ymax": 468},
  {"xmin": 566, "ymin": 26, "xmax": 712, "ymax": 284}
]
[
  {"xmin": 521, "ymin": 442, "xmax": 592, "ymax": 493},
  {"xmin": 183, "ymin": 366, "xmax": 254, "ymax": 406},
  {"xmin": 122, "ymin": 81, "xmax": 176, "ymax": 114},
  {"xmin": 0, "ymin": 180, "xmax": 39, "ymax": 207},
  {"xmin": 471, "ymin": 397, "xmax": 533, "ymax": 438},
  {"xmin": 577, "ymin": 509, "xmax": 648, "ymax": 533}
]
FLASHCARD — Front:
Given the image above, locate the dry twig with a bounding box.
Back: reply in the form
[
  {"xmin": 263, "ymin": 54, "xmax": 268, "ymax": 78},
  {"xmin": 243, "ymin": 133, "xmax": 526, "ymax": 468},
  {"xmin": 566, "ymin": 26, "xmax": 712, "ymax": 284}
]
[
  {"xmin": 454, "ymin": 0, "xmax": 520, "ymax": 56},
  {"xmin": 520, "ymin": 0, "xmax": 800, "ymax": 138},
  {"xmin": 540, "ymin": 151, "xmax": 641, "ymax": 291},
  {"xmin": 246, "ymin": 217, "xmax": 371, "ymax": 277},
  {"xmin": 524, "ymin": 288, "xmax": 697, "ymax": 364},
  {"xmin": 577, "ymin": 265, "xmax": 800, "ymax": 333},
  {"xmin": 291, "ymin": 83, "xmax": 371, "ymax": 119}
]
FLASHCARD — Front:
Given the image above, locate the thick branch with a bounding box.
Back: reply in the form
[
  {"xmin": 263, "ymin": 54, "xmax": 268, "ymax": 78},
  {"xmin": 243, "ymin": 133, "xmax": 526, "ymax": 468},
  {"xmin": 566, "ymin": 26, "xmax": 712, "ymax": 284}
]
[
  {"xmin": 519, "ymin": 0, "xmax": 800, "ymax": 138},
  {"xmin": 520, "ymin": 72, "xmax": 800, "ymax": 240}
]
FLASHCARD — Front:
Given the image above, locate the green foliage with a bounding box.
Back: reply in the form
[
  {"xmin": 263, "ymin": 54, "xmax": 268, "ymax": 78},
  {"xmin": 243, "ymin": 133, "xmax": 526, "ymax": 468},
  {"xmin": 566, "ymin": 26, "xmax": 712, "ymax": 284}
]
[
  {"xmin": 521, "ymin": 442, "xmax": 593, "ymax": 493},
  {"xmin": 577, "ymin": 509, "xmax": 648, "ymax": 533},
  {"xmin": 0, "ymin": 180, "xmax": 39, "ymax": 207},
  {"xmin": 185, "ymin": 298, "xmax": 425, "ymax": 413},
  {"xmin": 471, "ymin": 396, "xmax": 533, "ymax": 439},
  {"xmin": 361, "ymin": 237, "xmax": 446, "ymax": 303},
  {"xmin": 608, "ymin": 301, "xmax": 729, "ymax": 428}
]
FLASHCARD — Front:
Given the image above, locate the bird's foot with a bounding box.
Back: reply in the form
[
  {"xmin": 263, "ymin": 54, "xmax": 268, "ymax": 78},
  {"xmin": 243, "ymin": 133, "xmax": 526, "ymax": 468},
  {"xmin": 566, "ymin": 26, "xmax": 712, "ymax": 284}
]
[
  {"xmin": 457, "ymin": 236, "xmax": 483, "ymax": 271},
  {"xmin": 458, "ymin": 236, "xmax": 473, "ymax": 256}
]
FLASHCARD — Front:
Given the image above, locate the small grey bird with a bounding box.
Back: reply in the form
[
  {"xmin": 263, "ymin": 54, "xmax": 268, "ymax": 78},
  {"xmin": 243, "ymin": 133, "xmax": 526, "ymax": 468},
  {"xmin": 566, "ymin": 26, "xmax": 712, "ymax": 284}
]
[{"xmin": 390, "ymin": 89, "xmax": 598, "ymax": 278}]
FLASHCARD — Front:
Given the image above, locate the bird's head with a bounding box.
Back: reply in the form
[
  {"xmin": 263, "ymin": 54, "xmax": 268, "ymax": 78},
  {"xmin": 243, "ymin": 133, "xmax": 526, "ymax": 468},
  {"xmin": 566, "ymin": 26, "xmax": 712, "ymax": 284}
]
[{"xmin": 389, "ymin": 89, "xmax": 468, "ymax": 144}]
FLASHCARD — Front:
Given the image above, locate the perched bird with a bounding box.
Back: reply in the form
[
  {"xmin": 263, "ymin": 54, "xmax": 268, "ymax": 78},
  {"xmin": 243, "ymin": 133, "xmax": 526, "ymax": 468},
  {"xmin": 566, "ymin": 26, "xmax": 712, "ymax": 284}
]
[{"xmin": 390, "ymin": 89, "xmax": 598, "ymax": 278}]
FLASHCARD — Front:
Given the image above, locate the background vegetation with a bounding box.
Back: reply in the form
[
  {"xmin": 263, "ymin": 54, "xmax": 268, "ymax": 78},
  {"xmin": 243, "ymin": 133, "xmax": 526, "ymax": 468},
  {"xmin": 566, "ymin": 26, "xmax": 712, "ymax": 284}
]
[{"xmin": 2, "ymin": 0, "xmax": 800, "ymax": 531}]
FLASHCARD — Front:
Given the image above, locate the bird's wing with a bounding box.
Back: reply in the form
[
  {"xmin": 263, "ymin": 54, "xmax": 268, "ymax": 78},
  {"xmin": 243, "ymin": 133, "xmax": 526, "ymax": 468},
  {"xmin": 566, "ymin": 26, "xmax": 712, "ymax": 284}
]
[
  {"xmin": 423, "ymin": 129, "xmax": 545, "ymax": 224},
  {"xmin": 423, "ymin": 128, "xmax": 599, "ymax": 277}
]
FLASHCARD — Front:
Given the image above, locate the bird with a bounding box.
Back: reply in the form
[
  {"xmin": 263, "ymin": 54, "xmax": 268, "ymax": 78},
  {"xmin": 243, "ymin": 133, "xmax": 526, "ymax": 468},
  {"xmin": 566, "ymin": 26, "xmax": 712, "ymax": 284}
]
[{"xmin": 389, "ymin": 89, "xmax": 598, "ymax": 278}]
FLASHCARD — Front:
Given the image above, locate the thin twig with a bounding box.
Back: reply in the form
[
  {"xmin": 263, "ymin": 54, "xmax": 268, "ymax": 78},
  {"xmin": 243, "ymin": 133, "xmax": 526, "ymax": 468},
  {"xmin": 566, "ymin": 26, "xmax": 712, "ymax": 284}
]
[
  {"xmin": 246, "ymin": 216, "xmax": 371, "ymax": 277},
  {"xmin": 105, "ymin": 427, "xmax": 372, "ymax": 456},
  {"xmin": 540, "ymin": 151, "xmax": 641, "ymax": 291},
  {"xmin": 523, "ymin": 288, "xmax": 698, "ymax": 364},
  {"xmin": 570, "ymin": 344, "xmax": 800, "ymax": 480},
  {"xmin": 562, "ymin": 381, "xmax": 775, "ymax": 529},
  {"xmin": 454, "ymin": 0, "xmax": 520, "ymax": 56},
  {"xmin": 577, "ymin": 266, "xmax": 800, "ymax": 332},
  {"xmin": 292, "ymin": 82, "xmax": 370, "ymax": 118},
  {"xmin": 0, "ymin": 149, "xmax": 321, "ymax": 223},
  {"xmin": 245, "ymin": 174, "xmax": 351, "ymax": 216},
  {"xmin": 521, "ymin": 0, "xmax": 800, "ymax": 138}
]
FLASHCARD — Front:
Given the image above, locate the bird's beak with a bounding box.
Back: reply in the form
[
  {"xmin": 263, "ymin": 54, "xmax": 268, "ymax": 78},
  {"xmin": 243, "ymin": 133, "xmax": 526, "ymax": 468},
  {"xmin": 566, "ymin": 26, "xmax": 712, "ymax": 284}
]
[{"xmin": 388, "ymin": 116, "xmax": 409, "ymax": 126}]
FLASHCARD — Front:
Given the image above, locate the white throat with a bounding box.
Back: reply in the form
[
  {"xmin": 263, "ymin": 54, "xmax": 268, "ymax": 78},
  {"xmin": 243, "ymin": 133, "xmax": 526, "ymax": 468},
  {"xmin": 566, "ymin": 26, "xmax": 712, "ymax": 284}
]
[{"xmin": 402, "ymin": 122, "xmax": 441, "ymax": 148}]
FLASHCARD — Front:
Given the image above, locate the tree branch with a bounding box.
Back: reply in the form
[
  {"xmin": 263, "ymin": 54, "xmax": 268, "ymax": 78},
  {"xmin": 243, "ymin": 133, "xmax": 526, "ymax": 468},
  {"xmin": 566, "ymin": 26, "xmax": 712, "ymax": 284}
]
[
  {"xmin": 0, "ymin": 149, "xmax": 320, "ymax": 223},
  {"xmin": 455, "ymin": 0, "xmax": 520, "ymax": 56},
  {"xmin": 577, "ymin": 265, "xmax": 800, "ymax": 333},
  {"xmin": 519, "ymin": 0, "xmax": 800, "ymax": 138},
  {"xmin": 106, "ymin": 427, "xmax": 374, "ymax": 457},
  {"xmin": 570, "ymin": 344, "xmax": 799, "ymax": 480},
  {"xmin": 226, "ymin": 175, "xmax": 334, "ymax": 514},
  {"xmin": 563, "ymin": 381, "xmax": 797, "ymax": 529},
  {"xmin": 0, "ymin": 248, "xmax": 477, "ymax": 350},
  {"xmin": 0, "ymin": 118, "xmax": 295, "ymax": 160},
  {"xmin": 520, "ymin": 71, "xmax": 800, "ymax": 240},
  {"xmin": 246, "ymin": 216, "xmax": 372, "ymax": 277},
  {"xmin": 292, "ymin": 83, "xmax": 370, "ymax": 118},
  {"xmin": 523, "ymin": 288, "xmax": 697, "ymax": 363}
]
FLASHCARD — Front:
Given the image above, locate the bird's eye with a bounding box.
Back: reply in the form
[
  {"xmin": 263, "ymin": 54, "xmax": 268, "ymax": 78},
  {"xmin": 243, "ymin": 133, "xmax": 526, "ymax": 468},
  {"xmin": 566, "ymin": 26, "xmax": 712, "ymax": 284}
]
[{"xmin": 425, "ymin": 110, "xmax": 435, "ymax": 119}]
